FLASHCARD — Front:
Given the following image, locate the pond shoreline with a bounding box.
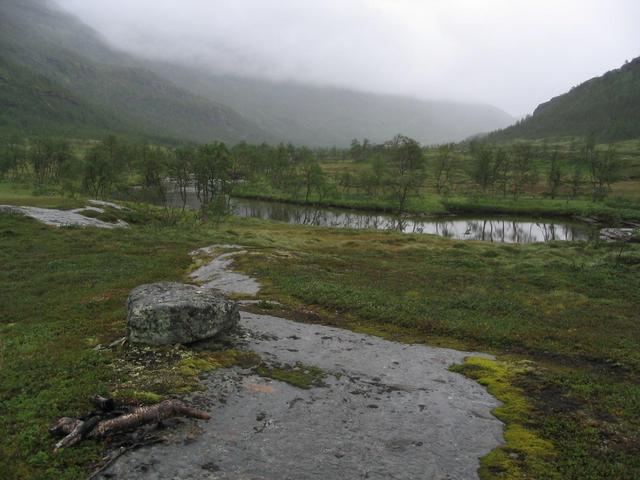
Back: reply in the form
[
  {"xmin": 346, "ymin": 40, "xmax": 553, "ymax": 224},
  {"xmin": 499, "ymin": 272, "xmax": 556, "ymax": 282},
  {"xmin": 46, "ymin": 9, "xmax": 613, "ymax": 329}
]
[
  {"xmin": 232, "ymin": 190, "xmax": 625, "ymax": 225},
  {"xmin": 163, "ymin": 192, "xmax": 598, "ymax": 243}
]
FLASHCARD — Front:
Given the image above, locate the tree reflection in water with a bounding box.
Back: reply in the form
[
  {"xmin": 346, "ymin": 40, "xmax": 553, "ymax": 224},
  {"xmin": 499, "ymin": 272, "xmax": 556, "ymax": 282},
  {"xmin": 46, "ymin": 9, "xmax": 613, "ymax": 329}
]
[{"xmin": 164, "ymin": 190, "xmax": 593, "ymax": 244}]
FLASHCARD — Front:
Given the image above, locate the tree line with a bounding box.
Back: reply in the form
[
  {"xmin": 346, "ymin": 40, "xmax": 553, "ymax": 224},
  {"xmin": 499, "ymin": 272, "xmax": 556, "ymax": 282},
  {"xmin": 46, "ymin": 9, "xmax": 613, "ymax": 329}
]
[
  {"xmin": 0, "ymin": 133, "xmax": 622, "ymax": 216},
  {"xmin": 347, "ymin": 134, "xmax": 621, "ymax": 202}
]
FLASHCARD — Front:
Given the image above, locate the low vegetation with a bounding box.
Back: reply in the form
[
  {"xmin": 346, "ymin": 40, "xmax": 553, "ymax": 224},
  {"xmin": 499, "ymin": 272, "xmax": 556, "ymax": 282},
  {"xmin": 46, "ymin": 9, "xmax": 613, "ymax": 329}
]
[
  {"xmin": 1, "ymin": 187, "xmax": 639, "ymax": 478},
  {"xmin": 2, "ymin": 132, "xmax": 640, "ymax": 226},
  {"xmin": 255, "ymin": 363, "xmax": 327, "ymax": 390}
]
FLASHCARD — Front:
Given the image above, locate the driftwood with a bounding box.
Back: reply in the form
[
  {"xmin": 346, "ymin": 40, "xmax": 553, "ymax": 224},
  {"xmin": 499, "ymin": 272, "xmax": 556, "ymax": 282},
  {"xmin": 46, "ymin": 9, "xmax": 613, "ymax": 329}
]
[
  {"xmin": 54, "ymin": 416, "xmax": 101, "ymax": 452},
  {"xmin": 49, "ymin": 417, "xmax": 82, "ymax": 437},
  {"xmin": 92, "ymin": 400, "xmax": 210, "ymax": 438},
  {"xmin": 51, "ymin": 399, "xmax": 210, "ymax": 451}
]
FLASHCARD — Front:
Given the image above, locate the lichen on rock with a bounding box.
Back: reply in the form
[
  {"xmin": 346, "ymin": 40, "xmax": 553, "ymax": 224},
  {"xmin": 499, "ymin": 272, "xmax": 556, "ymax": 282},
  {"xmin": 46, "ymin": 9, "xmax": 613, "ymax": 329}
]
[{"xmin": 126, "ymin": 282, "xmax": 239, "ymax": 345}]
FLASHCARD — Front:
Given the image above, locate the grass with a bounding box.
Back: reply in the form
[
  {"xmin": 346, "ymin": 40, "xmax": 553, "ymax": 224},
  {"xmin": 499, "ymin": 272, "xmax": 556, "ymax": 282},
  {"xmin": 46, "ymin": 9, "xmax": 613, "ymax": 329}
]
[
  {"xmin": 235, "ymin": 185, "xmax": 640, "ymax": 223},
  {"xmin": 1, "ymin": 187, "xmax": 639, "ymax": 479},
  {"xmin": 239, "ymin": 233, "xmax": 640, "ymax": 368},
  {"xmin": 0, "ymin": 181, "xmax": 85, "ymax": 209},
  {"xmin": 443, "ymin": 195, "xmax": 640, "ymax": 222},
  {"xmin": 255, "ymin": 362, "xmax": 327, "ymax": 389}
]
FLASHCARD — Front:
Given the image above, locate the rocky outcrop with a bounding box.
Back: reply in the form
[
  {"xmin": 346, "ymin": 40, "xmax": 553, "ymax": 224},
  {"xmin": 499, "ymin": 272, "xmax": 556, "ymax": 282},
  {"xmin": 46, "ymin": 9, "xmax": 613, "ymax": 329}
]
[
  {"xmin": 126, "ymin": 282, "xmax": 239, "ymax": 345},
  {"xmin": 0, "ymin": 205, "xmax": 128, "ymax": 229}
]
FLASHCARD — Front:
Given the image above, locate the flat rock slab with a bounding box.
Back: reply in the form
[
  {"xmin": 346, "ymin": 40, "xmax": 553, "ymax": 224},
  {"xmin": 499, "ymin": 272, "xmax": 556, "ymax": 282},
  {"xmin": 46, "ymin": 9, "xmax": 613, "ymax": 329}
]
[
  {"xmin": 127, "ymin": 282, "xmax": 239, "ymax": 345},
  {"xmin": 190, "ymin": 249, "xmax": 260, "ymax": 296},
  {"xmin": 0, "ymin": 205, "xmax": 128, "ymax": 229},
  {"xmin": 102, "ymin": 312, "xmax": 503, "ymax": 480}
]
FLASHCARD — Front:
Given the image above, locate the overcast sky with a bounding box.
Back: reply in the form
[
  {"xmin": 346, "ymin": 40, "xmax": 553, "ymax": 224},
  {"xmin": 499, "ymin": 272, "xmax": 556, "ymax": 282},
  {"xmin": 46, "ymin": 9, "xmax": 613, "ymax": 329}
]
[{"xmin": 55, "ymin": 0, "xmax": 639, "ymax": 116}]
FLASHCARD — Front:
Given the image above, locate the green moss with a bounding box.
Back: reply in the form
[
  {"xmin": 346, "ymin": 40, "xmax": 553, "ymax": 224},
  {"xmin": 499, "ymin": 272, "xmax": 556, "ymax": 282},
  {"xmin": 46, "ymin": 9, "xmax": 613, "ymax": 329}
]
[
  {"xmin": 451, "ymin": 357, "xmax": 559, "ymax": 479},
  {"xmin": 255, "ymin": 363, "xmax": 327, "ymax": 389},
  {"xmin": 75, "ymin": 209, "xmax": 120, "ymax": 224},
  {"xmin": 175, "ymin": 350, "xmax": 259, "ymax": 379},
  {"xmin": 113, "ymin": 346, "xmax": 260, "ymax": 400},
  {"xmin": 113, "ymin": 390, "xmax": 164, "ymax": 405},
  {"xmin": 347, "ymin": 321, "xmax": 472, "ymax": 351},
  {"xmin": 256, "ymin": 299, "xmax": 277, "ymax": 310}
]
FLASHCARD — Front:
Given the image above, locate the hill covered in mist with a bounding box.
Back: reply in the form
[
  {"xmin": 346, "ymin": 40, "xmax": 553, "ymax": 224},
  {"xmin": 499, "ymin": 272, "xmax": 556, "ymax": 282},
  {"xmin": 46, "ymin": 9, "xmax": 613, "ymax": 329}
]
[
  {"xmin": 0, "ymin": 0, "xmax": 268, "ymax": 143},
  {"xmin": 1, "ymin": 0, "xmax": 515, "ymax": 145},
  {"xmin": 491, "ymin": 57, "xmax": 640, "ymax": 142},
  {"xmin": 150, "ymin": 64, "xmax": 515, "ymax": 147}
]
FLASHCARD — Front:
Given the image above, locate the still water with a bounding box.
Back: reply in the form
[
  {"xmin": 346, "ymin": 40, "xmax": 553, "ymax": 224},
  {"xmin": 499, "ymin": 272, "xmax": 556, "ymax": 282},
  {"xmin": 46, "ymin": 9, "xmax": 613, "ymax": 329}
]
[{"xmin": 167, "ymin": 190, "xmax": 593, "ymax": 244}]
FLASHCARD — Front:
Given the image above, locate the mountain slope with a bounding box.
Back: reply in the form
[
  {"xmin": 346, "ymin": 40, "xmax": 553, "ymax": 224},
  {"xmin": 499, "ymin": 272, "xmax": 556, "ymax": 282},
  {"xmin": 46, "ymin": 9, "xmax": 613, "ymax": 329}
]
[
  {"xmin": 1, "ymin": 0, "xmax": 514, "ymax": 146},
  {"xmin": 151, "ymin": 64, "xmax": 515, "ymax": 146},
  {"xmin": 0, "ymin": 55, "xmax": 128, "ymax": 138},
  {"xmin": 0, "ymin": 0, "xmax": 268, "ymax": 143},
  {"xmin": 491, "ymin": 57, "xmax": 640, "ymax": 142}
]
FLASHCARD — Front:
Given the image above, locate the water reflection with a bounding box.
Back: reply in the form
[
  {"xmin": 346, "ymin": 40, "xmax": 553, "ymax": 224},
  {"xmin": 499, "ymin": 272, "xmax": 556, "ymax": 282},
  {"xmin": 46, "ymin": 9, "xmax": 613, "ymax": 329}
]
[{"xmin": 165, "ymin": 190, "xmax": 592, "ymax": 244}]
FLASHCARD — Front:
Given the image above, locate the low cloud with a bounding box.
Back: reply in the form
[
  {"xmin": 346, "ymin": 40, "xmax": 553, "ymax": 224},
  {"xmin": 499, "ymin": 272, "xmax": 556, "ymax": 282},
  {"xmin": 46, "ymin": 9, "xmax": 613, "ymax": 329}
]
[{"xmin": 55, "ymin": 0, "xmax": 640, "ymax": 115}]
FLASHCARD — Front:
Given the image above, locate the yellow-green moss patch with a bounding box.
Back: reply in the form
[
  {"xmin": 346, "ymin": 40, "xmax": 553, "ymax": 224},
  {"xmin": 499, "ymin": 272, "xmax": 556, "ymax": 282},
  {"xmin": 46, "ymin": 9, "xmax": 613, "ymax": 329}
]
[
  {"xmin": 112, "ymin": 345, "xmax": 260, "ymax": 400},
  {"xmin": 255, "ymin": 362, "xmax": 327, "ymax": 389},
  {"xmin": 450, "ymin": 357, "xmax": 559, "ymax": 479}
]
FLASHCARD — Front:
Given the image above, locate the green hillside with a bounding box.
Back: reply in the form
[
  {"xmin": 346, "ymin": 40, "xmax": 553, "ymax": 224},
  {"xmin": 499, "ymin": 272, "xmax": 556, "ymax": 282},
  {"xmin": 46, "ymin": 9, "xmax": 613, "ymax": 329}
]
[
  {"xmin": 492, "ymin": 57, "xmax": 640, "ymax": 142},
  {"xmin": 0, "ymin": 0, "xmax": 268, "ymax": 143},
  {"xmin": 0, "ymin": 55, "xmax": 128, "ymax": 139}
]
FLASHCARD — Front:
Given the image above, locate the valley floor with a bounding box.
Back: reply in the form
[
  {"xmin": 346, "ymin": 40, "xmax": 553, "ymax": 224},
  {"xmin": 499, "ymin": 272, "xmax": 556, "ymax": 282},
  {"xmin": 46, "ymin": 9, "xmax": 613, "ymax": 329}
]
[{"xmin": 0, "ymin": 191, "xmax": 639, "ymax": 479}]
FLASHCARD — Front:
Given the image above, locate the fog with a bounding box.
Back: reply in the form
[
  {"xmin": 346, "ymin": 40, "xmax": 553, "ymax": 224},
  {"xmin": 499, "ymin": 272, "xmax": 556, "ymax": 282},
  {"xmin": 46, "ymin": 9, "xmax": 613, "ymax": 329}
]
[{"xmin": 55, "ymin": 0, "xmax": 639, "ymax": 116}]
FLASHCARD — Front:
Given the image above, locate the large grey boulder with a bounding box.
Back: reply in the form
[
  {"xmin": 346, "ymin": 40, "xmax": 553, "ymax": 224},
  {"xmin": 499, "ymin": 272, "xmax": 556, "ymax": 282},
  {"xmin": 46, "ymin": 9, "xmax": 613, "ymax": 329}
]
[{"xmin": 127, "ymin": 282, "xmax": 239, "ymax": 345}]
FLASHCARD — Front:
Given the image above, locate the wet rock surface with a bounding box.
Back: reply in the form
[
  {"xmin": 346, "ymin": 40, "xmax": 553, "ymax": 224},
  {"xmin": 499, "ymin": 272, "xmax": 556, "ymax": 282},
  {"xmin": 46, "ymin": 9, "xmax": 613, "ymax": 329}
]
[
  {"xmin": 127, "ymin": 283, "xmax": 239, "ymax": 345},
  {"xmin": 189, "ymin": 247, "xmax": 260, "ymax": 296},
  {"xmin": 101, "ymin": 246, "xmax": 503, "ymax": 479},
  {"xmin": 0, "ymin": 204, "xmax": 128, "ymax": 228},
  {"xmin": 102, "ymin": 313, "xmax": 503, "ymax": 479}
]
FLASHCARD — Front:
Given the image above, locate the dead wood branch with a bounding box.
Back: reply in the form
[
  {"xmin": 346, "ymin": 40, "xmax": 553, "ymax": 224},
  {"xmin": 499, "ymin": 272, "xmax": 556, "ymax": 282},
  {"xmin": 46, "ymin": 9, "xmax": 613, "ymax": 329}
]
[
  {"xmin": 52, "ymin": 399, "xmax": 210, "ymax": 451},
  {"xmin": 54, "ymin": 416, "xmax": 100, "ymax": 452},
  {"xmin": 93, "ymin": 400, "xmax": 210, "ymax": 438},
  {"xmin": 49, "ymin": 417, "xmax": 82, "ymax": 437}
]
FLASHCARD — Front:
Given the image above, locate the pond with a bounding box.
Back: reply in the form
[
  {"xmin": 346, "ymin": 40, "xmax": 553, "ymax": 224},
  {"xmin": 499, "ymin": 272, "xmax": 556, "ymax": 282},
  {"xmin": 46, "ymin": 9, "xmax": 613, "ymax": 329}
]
[{"xmin": 165, "ymin": 190, "xmax": 594, "ymax": 244}]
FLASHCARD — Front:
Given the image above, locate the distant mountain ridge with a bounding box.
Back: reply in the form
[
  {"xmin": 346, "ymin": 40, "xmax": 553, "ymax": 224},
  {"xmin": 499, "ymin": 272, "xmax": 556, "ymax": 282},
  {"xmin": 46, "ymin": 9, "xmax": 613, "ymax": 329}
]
[
  {"xmin": 491, "ymin": 57, "xmax": 640, "ymax": 142},
  {"xmin": 1, "ymin": 0, "xmax": 515, "ymax": 145},
  {"xmin": 150, "ymin": 64, "xmax": 515, "ymax": 146}
]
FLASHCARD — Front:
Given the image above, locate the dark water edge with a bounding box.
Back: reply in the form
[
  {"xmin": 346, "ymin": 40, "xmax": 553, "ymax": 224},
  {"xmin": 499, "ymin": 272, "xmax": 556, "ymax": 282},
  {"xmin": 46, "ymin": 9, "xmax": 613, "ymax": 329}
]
[{"xmin": 158, "ymin": 188, "xmax": 595, "ymax": 244}]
